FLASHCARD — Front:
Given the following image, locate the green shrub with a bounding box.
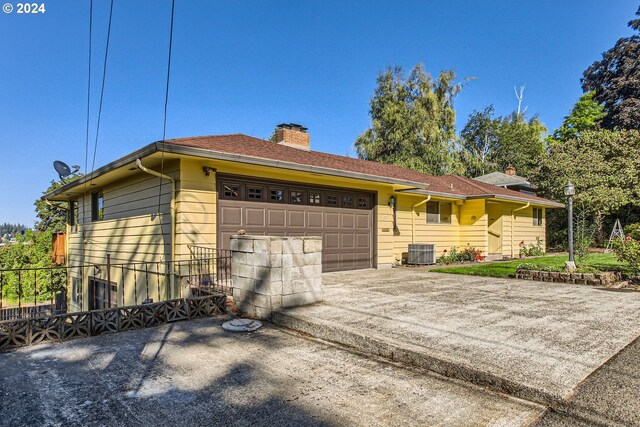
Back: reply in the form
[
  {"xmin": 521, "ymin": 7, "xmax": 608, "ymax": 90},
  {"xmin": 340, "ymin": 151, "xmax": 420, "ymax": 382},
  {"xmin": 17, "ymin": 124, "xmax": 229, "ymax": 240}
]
[
  {"xmin": 612, "ymin": 237, "xmax": 640, "ymax": 275},
  {"xmin": 519, "ymin": 237, "xmax": 545, "ymax": 257},
  {"xmin": 437, "ymin": 245, "xmax": 485, "ymax": 264},
  {"xmin": 625, "ymin": 223, "xmax": 640, "ymax": 241}
]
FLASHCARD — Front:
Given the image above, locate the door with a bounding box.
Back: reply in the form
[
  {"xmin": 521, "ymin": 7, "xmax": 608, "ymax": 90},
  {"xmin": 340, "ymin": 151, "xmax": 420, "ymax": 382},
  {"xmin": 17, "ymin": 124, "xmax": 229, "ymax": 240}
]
[
  {"xmin": 487, "ymin": 203, "xmax": 503, "ymax": 254},
  {"xmin": 217, "ymin": 176, "xmax": 375, "ymax": 272},
  {"xmin": 88, "ymin": 278, "xmax": 117, "ymax": 310}
]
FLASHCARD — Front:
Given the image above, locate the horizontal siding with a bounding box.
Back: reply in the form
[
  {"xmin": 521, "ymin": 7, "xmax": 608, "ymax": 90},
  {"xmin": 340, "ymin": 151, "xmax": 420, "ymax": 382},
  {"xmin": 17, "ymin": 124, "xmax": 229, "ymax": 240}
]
[{"xmin": 459, "ymin": 199, "xmax": 487, "ymax": 255}]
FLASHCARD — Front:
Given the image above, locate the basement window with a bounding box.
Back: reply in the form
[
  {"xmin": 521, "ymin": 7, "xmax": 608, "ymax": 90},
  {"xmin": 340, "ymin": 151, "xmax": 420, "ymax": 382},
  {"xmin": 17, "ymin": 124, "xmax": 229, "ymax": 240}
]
[
  {"xmin": 533, "ymin": 207, "xmax": 543, "ymax": 226},
  {"xmin": 426, "ymin": 201, "xmax": 451, "ymax": 224},
  {"xmin": 91, "ymin": 191, "xmax": 104, "ymax": 222}
]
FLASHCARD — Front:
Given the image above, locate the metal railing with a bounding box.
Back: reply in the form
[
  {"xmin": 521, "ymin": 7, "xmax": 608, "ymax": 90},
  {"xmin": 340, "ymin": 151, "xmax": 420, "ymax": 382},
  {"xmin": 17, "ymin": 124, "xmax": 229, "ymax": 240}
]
[{"xmin": 0, "ymin": 251, "xmax": 232, "ymax": 321}]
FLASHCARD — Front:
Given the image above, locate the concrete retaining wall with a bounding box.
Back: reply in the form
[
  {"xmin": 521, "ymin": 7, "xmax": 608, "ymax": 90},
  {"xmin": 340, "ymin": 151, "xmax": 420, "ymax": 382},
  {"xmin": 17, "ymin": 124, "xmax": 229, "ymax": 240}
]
[
  {"xmin": 516, "ymin": 269, "xmax": 623, "ymax": 285},
  {"xmin": 231, "ymin": 235, "xmax": 323, "ymax": 319}
]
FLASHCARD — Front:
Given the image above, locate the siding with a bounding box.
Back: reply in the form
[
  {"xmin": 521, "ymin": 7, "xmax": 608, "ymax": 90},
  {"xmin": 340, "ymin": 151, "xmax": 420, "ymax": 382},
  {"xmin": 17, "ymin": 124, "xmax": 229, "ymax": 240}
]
[
  {"xmin": 66, "ymin": 161, "xmax": 178, "ymax": 310},
  {"xmin": 459, "ymin": 199, "xmax": 488, "ymax": 255},
  {"xmin": 501, "ymin": 204, "xmax": 546, "ymax": 257}
]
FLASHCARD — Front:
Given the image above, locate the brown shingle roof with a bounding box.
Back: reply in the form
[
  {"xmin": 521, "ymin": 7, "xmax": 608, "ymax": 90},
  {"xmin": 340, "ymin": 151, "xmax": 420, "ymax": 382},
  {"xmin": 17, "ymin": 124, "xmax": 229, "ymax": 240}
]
[{"xmin": 164, "ymin": 134, "xmax": 561, "ymax": 206}]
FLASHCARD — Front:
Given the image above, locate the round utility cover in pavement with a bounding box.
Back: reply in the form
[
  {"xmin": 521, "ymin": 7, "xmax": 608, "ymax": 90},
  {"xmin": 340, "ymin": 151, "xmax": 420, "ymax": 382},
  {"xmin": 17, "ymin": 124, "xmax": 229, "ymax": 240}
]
[{"xmin": 222, "ymin": 318, "xmax": 262, "ymax": 332}]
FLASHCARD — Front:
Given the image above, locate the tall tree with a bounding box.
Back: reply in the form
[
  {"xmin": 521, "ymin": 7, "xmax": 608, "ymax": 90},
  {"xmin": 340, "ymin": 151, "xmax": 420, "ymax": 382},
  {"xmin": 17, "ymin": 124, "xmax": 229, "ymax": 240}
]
[
  {"xmin": 581, "ymin": 7, "xmax": 640, "ymax": 130},
  {"xmin": 458, "ymin": 107, "xmax": 546, "ymax": 178},
  {"xmin": 355, "ymin": 64, "xmax": 465, "ymax": 175},
  {"xmin": 535, "ymin": 129, "xmax": 640, "ymax": 242},
  {"xmin": 548, "ymin": 92, "xmax": 605, "ymax": 144}
]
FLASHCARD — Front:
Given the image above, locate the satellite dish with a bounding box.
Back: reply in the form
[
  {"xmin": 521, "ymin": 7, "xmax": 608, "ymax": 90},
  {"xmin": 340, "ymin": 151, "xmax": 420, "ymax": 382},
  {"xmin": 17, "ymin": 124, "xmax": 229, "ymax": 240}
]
[{"xmin": 53, "ymin": 160, "xmax": 71, "ymax": 179}]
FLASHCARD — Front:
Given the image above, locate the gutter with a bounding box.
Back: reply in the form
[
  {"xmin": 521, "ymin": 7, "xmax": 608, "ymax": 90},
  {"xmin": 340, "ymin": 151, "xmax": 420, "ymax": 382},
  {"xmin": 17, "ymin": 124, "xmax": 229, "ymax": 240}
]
[
  {"xmin": 135, "ymin": 159, "xmax": 176, "ymax": 272},
  {"xmin": 411, "ymin": 195, "xmax": 431, "ymax": 244},
  {"xmin": 511, "ymin": 202, "xmax": 531, "ymax": 257}
]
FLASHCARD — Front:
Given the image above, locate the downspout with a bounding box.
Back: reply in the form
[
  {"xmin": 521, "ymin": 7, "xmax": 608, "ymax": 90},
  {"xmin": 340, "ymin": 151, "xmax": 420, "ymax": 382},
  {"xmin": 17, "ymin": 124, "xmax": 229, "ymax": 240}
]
[
  {"xmin": 411, "ymin": 195, "xmax": 431, "ymax": 244},
  {"xmin": 136, "ymin": 159, "xmax": 176, "ymax": 269},
  {"xmin": 511, "ymin": 202, "xmax": 530, "ymax": 257}
]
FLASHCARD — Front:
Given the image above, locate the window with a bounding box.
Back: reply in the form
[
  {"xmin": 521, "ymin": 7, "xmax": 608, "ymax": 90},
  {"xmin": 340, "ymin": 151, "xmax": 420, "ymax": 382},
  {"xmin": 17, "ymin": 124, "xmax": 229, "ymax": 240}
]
[
  {"xmin": 426, "ymin": 201, "xmax": 452, "ymax": 224},
  {"xmin": 533, "ymin": 207, "xmax": 543, "ymax": 226},
  {"xmin": 290, "ymin": 190, "xmax": 304, "ymax": 204},
  {"xmin": 326, "ymin": 195, "xmax": 338, "ymax": 206},
  {"xmin": 223, "ymin": 183, "xmax": 240, "ymax": 199},
  {"xmin": 91, "ymin": 191, "xmax": 104, "ymax": 222},
  {"xmin": 247, "ymin": 186, "xmax": 263, "ymax": 200},
  {"xmin": 269, "ymin": 188, "xmax": 284, "ymax": 202},
  {"xmin": 69, "ymin": 200, "xmax": 79, "ymax": 230},
  {"xmin": 357, "ymin": 196, "xmax": 369, "ymax": 208},
  {"xmin": 309, "ymin": 192, "xmax": 321, "ymax": 204},
  {"xmin": 342, "ymin": 195, "xmax": 354, "ymax": 208}
]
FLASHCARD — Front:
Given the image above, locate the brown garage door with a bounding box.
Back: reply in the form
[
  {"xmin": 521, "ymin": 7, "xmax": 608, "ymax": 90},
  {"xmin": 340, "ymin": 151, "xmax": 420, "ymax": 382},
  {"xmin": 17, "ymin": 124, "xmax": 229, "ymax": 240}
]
[{"xmin": 217, "ymin": 176, "xmax": 375, "ymax": 272}]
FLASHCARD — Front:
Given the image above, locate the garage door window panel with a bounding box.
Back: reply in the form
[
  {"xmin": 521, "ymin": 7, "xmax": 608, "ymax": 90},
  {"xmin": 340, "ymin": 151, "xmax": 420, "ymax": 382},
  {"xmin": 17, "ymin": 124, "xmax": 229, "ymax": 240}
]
[{"xmin": 290, "ymin": 190, "xmax": 304, "ymax": 204}]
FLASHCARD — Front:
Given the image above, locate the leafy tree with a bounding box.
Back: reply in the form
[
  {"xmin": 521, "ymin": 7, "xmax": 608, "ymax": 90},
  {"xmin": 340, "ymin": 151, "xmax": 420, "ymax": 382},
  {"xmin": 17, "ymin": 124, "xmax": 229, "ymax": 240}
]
[
  {"xmin": 581, "ymin": 7, "xmax": 640, "ymax": 130},
  {"xmin": 548, "ymin": 92, "xmax": 605, "ymax": 144},
  {"xmin": 535, "ymin": 129, "xmax": 640, "ymax": 243},
  {"xmin": 458, "ymin": 106, "xmax": 547, "ymax": 178},
  {"xmin": 34, "ymin": 181, "xmax": 70, "ymax": 232},
  {"xmin": 355, "ymin": 64, "xmax": 466, "ymax": 175}
]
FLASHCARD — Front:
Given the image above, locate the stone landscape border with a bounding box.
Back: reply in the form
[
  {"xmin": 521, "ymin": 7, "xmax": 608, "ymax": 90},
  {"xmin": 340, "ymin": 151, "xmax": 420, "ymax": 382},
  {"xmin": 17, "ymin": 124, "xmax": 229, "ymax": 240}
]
[
  {"xmin": 516, "ymin": 269, "xmax": 623, "ymax": 285},
  {"xmin": 0, "ymin": 294, "xmax": 226, "ymax": 352}
]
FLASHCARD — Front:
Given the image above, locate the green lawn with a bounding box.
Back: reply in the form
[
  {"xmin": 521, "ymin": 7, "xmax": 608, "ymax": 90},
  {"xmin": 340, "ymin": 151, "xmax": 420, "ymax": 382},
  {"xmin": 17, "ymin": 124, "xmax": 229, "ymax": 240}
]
[{"xmin": 430, "ymin": 253, "xmax": 629, "ymax": 278}]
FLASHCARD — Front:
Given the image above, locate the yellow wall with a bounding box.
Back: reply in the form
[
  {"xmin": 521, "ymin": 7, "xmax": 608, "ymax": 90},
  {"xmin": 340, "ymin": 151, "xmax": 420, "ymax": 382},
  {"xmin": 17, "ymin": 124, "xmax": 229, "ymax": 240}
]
[{"xmin": 500, "ymin": 204, "xmax": 546, "ymax": 257}]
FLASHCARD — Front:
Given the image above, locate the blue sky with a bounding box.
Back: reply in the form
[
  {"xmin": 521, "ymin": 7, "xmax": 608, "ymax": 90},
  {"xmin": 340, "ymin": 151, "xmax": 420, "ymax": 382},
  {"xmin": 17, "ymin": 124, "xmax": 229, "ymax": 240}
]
[{"xmin": 0, "ymin": 0, "xmax": 636, "ymax": 226}]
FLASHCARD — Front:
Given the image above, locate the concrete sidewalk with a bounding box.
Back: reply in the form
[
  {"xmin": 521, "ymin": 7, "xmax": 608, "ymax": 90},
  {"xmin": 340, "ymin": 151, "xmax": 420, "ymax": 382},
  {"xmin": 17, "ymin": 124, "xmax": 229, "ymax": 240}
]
[
  {"xmin": 0, "ymin": 317, "xmax": 544, "ymax": 427},
  {"xmin": 273, "ymin": 269, "xmax": 640, "ymax": 410}
]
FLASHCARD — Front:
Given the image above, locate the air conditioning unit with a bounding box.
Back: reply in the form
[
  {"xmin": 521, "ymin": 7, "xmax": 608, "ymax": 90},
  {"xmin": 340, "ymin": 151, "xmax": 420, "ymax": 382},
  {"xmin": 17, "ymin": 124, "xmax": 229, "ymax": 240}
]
[{"xmin": 407, "ymin": 244, "xmax": 436, "ymax": 265}]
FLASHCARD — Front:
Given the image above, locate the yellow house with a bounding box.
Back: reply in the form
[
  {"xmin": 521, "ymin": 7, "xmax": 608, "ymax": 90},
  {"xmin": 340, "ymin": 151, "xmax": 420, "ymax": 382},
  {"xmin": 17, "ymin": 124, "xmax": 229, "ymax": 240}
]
[{"xmin": 46, "ymin": 124, "xmax": 563, "ymax": 310}]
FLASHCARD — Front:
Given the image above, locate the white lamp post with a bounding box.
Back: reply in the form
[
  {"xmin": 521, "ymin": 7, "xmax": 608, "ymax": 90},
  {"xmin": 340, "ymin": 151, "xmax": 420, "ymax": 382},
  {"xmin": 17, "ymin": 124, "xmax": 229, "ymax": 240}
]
[{"xmin": 564, "ymin": 180, "xmax": 576, "ymax": 271}]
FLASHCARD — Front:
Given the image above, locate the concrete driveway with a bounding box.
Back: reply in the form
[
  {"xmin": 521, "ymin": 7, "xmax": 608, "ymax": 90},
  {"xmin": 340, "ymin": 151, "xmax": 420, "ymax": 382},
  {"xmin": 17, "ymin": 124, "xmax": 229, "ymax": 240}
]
[
  {"xmin": 0, "ymin": 317, "xmax": 543, "ymax": 427},
  {"xmin": 274, "ymin": 268, "xmax": 640, "ymax": 408}
]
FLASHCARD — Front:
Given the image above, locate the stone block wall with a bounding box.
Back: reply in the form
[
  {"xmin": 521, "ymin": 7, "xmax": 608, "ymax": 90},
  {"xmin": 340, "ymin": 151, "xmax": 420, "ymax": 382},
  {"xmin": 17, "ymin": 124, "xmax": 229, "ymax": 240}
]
[
  {"xmin": 515, "ymin": 269, "xmax": 622, "ymax": 285},
  {"xmin": 231, "ymin": 235, "xmax": 323, "ymax": 319}
]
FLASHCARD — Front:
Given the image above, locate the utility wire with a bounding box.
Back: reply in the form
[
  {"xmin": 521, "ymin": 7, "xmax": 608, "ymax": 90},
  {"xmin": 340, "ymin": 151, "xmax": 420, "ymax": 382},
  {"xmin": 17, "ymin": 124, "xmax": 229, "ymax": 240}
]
[
  {"xmin": 82, "ymin": 0, "xmax": 93, "ymax": 227},
  {"xmin": 157, "ymin": 0, "xmax": 176, "ymax": 215},
  {"xmin": 89, "ymin": 0, "xmax": 115, "ymax": 185}
]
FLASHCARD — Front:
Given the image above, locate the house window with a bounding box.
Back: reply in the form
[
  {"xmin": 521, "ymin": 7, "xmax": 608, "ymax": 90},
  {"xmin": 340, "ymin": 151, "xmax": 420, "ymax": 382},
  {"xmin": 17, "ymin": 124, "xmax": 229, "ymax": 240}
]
[
  {"xmin": 309, "ymin": 192, "xmax": 321, "ymax": 204},
  {"xmin": 533, "ymin": 207, "xmax": 543, "ymax": 226},
  {"xmin": 91, "ymin": 192, "xmax": 104, "ymax": 222},
  {"xmin": 247, "ymin": 186, "xmax": 263, "ymax": 200},
  {"xmin": 290, "ymin": 190, "xmax": 304, "ymax": 204},
  {"xmin": 69, "ymin": 200, "xmax": 79, "ymax": 230},
  {"xmin": 223, "ymin": 183, "xmax": 240, "ymax": 199},
  {"xmin": 269, "ymin": 188, "xmax": 284, "ymax": 202},
  {"xmin": 342, "ymin": 195, "xmax": 354, "ymax": 208},
  {"xmin": 357, "ymin": 196, "xmax": 369, "ymax": 208},
  {"xmin": 426, "ymin": 201, "xmax": 452, "ymax": 224},
  {"xmin": 326, "ymin": 195, "xmax": 338, "ymax": 206}
]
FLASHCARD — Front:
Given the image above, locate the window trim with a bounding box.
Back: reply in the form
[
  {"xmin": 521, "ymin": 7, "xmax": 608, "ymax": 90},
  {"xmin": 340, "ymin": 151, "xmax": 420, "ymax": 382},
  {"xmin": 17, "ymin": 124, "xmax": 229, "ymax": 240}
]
[
  {"xmin": 533, "ymin": 207, "xmax": 544, "ymax": 227},
  {"xmin": 91, "ymin": 191, "xmax": 104, "ymax": 222},
  {"xmin": 426, "ymin": 201, "xmax": 452, "ymax": 224}
]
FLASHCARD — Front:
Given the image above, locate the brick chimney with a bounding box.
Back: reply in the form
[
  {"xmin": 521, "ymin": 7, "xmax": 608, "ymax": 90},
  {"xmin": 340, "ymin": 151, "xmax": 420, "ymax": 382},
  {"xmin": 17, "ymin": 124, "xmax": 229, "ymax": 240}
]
[
  {"xmin": 505, "ymin": 165, "xmax": 516, "ymax": 175},
  {"xmin": 274, "ymin": 123, "xmax": 310, "ymax": 151}
]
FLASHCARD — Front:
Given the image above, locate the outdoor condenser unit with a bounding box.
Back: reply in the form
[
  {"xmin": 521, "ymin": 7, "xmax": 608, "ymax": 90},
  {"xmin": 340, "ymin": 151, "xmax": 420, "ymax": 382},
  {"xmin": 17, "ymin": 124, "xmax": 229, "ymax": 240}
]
[{"xmin": 407, "ymin": 244, "xmax": 436, "ymax": 265}]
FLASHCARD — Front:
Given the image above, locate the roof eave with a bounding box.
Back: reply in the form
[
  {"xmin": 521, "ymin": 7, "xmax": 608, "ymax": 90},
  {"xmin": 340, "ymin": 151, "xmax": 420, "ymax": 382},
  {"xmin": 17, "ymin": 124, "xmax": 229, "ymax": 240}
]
[
  {"xmin": 43, "ymin": 142, "xmax": 158, "ymax": 200},
  {"xmin": 467, "ymin": 194, "xmax": 564, "ymax": 208},
  {"xmin": 159, "ymin": 143, "xmax": 432, "ymax": 190}
]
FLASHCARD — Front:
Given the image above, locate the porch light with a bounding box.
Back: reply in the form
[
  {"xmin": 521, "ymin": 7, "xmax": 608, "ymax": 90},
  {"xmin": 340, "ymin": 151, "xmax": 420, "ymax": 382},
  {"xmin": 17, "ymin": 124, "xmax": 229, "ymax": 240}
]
[
  {"xmin": 563, "ymin": 181, "xmax": 575, "ymax": 197},
  {"xmin": 388, "ymin": 195, "xmax": 397, "ymax": 209}
]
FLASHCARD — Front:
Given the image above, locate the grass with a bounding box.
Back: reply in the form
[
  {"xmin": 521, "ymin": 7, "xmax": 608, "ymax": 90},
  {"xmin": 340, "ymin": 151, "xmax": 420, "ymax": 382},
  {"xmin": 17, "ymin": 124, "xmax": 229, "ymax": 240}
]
[{"xmin": 430, "ymin": 253, "xmax": 630, "ymax": 278}]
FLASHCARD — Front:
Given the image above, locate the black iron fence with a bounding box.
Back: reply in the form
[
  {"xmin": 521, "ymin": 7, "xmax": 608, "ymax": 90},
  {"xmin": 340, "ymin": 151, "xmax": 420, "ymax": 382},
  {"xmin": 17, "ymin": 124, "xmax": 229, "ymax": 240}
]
[{"xmin": 0, "ymin": 250, "xmax": 232, "ymax": 321}]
